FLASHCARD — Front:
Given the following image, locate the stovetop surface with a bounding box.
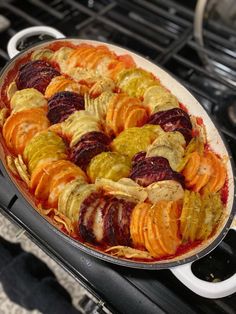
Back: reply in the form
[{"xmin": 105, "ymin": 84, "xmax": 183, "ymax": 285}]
[{"xmin": 0, "ymin": 0, "xmax": 236, "ymax": 313}]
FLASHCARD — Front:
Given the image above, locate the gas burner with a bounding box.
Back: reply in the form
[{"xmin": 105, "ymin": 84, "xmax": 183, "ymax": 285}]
[
  {"xmin": 213, "ymin": 95, "xmax": 236, "ymax": 132},
  {"xmin": 228, "ymin": 102, "xmax": 236, "ymax": 128},
  {"xmin": 191, "ymin": 230, "xmax": 236, "ymax": 282}
]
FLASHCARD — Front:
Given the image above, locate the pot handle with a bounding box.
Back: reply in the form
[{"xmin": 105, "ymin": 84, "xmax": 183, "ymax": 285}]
[
  {"xmin": 7, "ymin": 26, "xmax": 65, "ymax": 59},
  {"xmin": 171, "ymin": 222, "xmax": 236, "ymax": 299}
]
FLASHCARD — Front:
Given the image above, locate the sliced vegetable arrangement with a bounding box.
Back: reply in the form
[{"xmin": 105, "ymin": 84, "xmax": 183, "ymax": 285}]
[{"xmin": 0, "ymin": 42, "xmax": 228, "ymax": 262}]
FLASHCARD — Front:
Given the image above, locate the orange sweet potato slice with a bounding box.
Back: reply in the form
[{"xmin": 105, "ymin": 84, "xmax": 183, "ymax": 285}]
[
  {"xmin": 144, "ymin": 208, "xmax": 166, "ymax": 257},
  {"xmin": 48, "ymin": 166, "xmax": 86, "ymax": 207},
  {"xmin": 69, "ymin": 47, "xmax": 94, "ymax": 67},
  {"xmin": 108, "ymin": 61, "xmax": 127, "ymax": 81},
  {"xmin": 88, "ymin": 51, "xmax": 112, "ymax": 70},
  {"xmin": 192, "ymin": 175, "xmax": 210, "ymax": 192},
  {"xmin": 203, "ymin": 151, "xmax": 219, "ymax": 192},
  {"xmin": 187, "ymin": 174, "xmax": 199, "ymax": 188},
  {"xmin": 138, "ymin": 204, "xmax": 150, "ymax": 247},
  {"xmin": 130, "ymin": 202, "xmax": 150, "ymax": 248},
  {"xmin": 30, "ymin": 161, "xmax": 51, "ymax": 190},
  {"xmin": 14, "ymin": 125, "xmax": 43, "ymax": 155},
  {"xmin": 204, "ymin": 151, "xmax": 227, "ymax": 192},
  {"xmin": 157, "ymin": 201, "xmax": 180, "ymax": 254},
  {"xmin": 143, "ymin": 209, "xmax": 155, "ymax": 256},
  {"xmin": 96, "ymin": 45, "xmax": 112, "ymax": 53},
  {"xmin": 111, "ymin": 94, "xmax": 129, "ymax": 134},
  {"xmin": 105, "ymin": 95, "xmax": 120, "ymax": 135},
  {"xmin": 30, "ymin": 158, "xmax": 66, "ymax": 190},
  {"xmin": 81, "ymin": 50, "xmax": 98, "ymax": 66},
  {"xmin": 2, "ymin": 108, "xmax": 49, "ymax": 155},
  {"xmin": 130, "ymin": 203, "xmax": 143, "ymax": 247},
  {"xmin": 78, "ymin": 48, "xmax": 97, "ymax": 62},
  {"xmin": 45, "ymin": 76, "xmax": 78, "ymax": 98},
  {"xmin": 119, "ymin": 97, "xmax": 140, "ymax": 119},
  {"xmin": 34, "ymin": 160, "xmax": 70, "ymax": 199},
  {"xmin": 214, "ymin": 163, "xmax": 227, "ymax": 192},
  {"xmin": 124, "ymin": 107, "xmax": 148, "ymax": 130},
  {"xmin": 151, "ymin": 203, "xmax": 169, "ymax": 254},
  {"xmin": 49, "ymin": 164, "xmax": 86, "ymax": 192},
  {"xmin": 191, "ymin": 156, "xmax": 212, "ymax": 192},
  {"xmin": 117, "ymin": 54, "xmax": 136, "ymax": 68},
  {"xmin": 183, "ymin": 152, "xmax": 200, "ymax": 181}
]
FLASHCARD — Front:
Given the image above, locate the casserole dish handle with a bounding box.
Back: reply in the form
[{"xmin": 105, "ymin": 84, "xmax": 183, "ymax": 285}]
[
  {"xmin": 171, "ymin": 223, "xmax": 236, "ymax": 299},
  {"xmin": 7, "ymin": 26, "xmax": 65, "ymax": 59}
]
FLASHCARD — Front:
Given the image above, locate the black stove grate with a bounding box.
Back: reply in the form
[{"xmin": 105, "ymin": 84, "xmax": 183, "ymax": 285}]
[{"xmin": 0, "ymin": 0, "xmax": 235, "ymax": 313}]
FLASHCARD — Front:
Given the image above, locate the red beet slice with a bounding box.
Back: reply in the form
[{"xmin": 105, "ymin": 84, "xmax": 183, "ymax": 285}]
[
  {"xmin": 148, "ymin": 108, "xmax": 191, "ymax": 126},
  {"xmin": 130, "ymin": 156, "xmax": 184, "ymax": 187},
  {"xmin": 47, "ymin": 91, "xmax": 84, "ymax": 124},
  {"xmin": 132, "ymin": 151, "xmax": 147, "ymax": 167},
  {"xmin": 133, "ymin": 170, "xmax": 184, "ymax": 187},
  {"xmin": 78, "ymin": 192, "xmax": 135, "ymax": 246},
  {"xmin": 147, "ymin": 108, "xmax": 193, "ymax": 143},
  {"xmin": 114, "ymin": 199, "xmax": 134, "ymax": 246},
  {"xmin": 70, "ymin": 141, "xmax": 109, "ymax": 170},
  {"xmin": 103, "ymin": 197, "xmax": 135, "ymax": 246},
  {"xmin": 79, "ymin": 131, "xmax": 111, "ymax": 146},
  {"xmin": 103, "ymin": 197, "xmax": 120, "ymax": 245},
  {"xmin": 132, "ymin": 156, "xmax": 170, "ymax": 172},
  {"xmin": 79, "ymin": 190, "xmax": 104, "ymax": 244},
  {"xmin": 69, "ymin": 131, "xmax": 111, "ymax": 170},
  {"xmin": 16, "ymin": 60, "xmax": 60, "ymax": 93}
]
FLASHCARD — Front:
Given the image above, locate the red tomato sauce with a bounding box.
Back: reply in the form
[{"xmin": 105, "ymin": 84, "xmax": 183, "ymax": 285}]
[
  {"xmin": 64, "ymin": 230, "xmax": 204, "ymax": 263},
  {"xmin": 221, "ymin": 178, "xmax": 229, "ymax": 206},
  {"xmin": 179, "ymin": 102, "xmax": 188, "ymax": 113}
]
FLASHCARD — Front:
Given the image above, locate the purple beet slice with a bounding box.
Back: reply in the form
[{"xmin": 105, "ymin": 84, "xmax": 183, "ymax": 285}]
[
  {"xmin": 132, "ymin": 156, "xmax": 170, "ymax": 172},
  {"xmin": 148, "ymin": 108, "xmax": 191, "ymax": 126},
  {"xmin": 147, "ymin": 108, "xmax": 193, "ymax": 144},
  {"xmin": 130, "ymin": 156, "xmax": 184, "ymax": 187},
  {"xmin": 70, "ymin": 141, "xmax": 109, "ymax": 170},
  {"xmin": 78, "ymin": 192, "xmax": 135, "ymax": 246},
  {"xmin": 79, "ymin": 131, "xmax": 111, "ymax": 146},
  {"xmin": 132, "ymin": 151, "xmax": 147, "ymax": 167},
  {"xmin": 47, "ymin": 91, "xmax": 85, "ymax": 124},
  {"xmin": 103, "ymin": 197, "xmax": 135, "ymax": 246},
  {"xmin": 69, "ymin": 131, "xmax": 111, "ymax": 169},
  {"xmin": 16, "ymin": 60, "xmax": 60, "ymax": 93},
  {"xmin": 133, "ymin": 170, "xmax": 184, "ymax": 187},
  {"xmin": 79, "ymin": 190, "xmax": 104, "ymax": 244}
]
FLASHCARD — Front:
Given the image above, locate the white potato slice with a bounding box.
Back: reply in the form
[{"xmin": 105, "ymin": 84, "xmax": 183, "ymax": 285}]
[
  {"xmin": 52, "ymin": 47, "xmax": 74, "ymax": 72},
  {"xmin": 95, "ymin": 178, "xmax": 147, "ymax": 203},
  {"xmin": 89, "ymin": 78, "xmax": 115, "ymax": 97},
  {"xmin": 31, "ymin": 49, "xmax": 54, "ymax": 61},
  {"xmin": 7, "ymin": 81, "xmax": 18, "ymax": 100},
  {"xmin": 0, "ymin": 108, "xmax": 9, "ymax": 127},
  {"xmin": 106, "ymin": 246, "xmax": 152, "ymax": 259},
  {"xmin": 146, "ymin": 180, "xmax": 184, "ymax": 203},
  {"xmin": 61, "ymin": 110, "xmax": 101, "ymax": 147},
  {"xmin": 143, "ymin": 85, "xmax": 179, "ymax": 113},
  {"xmin": 10, "ymin": 88, "xmax": 47, "ymax": 113}
]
